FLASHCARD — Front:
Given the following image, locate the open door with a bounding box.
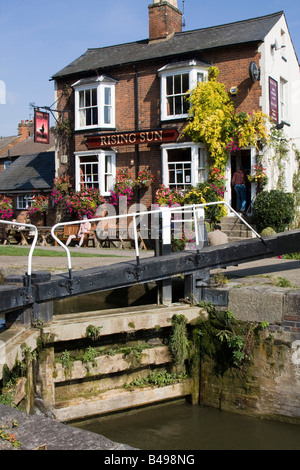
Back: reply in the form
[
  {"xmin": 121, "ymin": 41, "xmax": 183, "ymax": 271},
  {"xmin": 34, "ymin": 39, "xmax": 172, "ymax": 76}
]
[{"xmin": 230, "ymin": 149, "xmax": 252, "ymax": 212}]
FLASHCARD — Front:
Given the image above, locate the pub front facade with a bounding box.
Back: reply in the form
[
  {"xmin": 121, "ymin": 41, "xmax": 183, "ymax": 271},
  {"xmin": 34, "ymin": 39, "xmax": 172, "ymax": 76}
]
[{"xmin": 52, "ymin": 0, "xmax": 300, "ymax": 214}]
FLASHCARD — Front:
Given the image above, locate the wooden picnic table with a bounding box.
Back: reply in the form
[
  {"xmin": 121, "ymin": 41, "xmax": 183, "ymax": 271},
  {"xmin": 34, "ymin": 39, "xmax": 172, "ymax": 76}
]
[{"xmin": 7, "ymin": 226, "xmax": 52, "ymax": 246}]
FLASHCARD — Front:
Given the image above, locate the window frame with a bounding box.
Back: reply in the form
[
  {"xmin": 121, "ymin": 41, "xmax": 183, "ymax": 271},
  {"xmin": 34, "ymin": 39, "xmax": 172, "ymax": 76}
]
[
  {"xmin": 280, "ymin": 77, "xmax": 288, "ymax": 122},
  {"xmin": 75, "ymin": 150, "xmax": 116, "ymax": 196},
  {"xmin": 159, "ymin": 63, "xmax": 209, "ymax": 121},
  {"xmin": 73, "ymin": 76, "xmax": 116, "ymax": 131},
  {"xmin": 17, "ymin": 194, "xmax": 34, "ymax": 210},
  {"xmin": 161, "ymin": 142, "xmax": 208, "ymax": 190}
]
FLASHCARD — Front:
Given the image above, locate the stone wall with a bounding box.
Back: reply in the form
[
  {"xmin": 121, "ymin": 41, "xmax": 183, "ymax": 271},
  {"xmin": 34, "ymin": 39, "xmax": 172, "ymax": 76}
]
[
  {"xmin": 202, "ymin": 282, "xmax": 300, "ymax": 333},
  {"xmin": 200, "ymin": 329, "xmax": 300, "ymax": 423}
]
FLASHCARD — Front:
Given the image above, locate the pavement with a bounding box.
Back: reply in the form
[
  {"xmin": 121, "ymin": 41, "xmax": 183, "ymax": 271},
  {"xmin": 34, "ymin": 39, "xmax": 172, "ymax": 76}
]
[
  {"xmin": 0, "ymin": 245, "xmax": 154, "ymax": 277},
  {"xmin": 213, "ymin": 257, "xmax": 300, "ymax": 288},
  {"xmin": 0, "ymin": 244, "xmax": 300, "ymax": 288}
]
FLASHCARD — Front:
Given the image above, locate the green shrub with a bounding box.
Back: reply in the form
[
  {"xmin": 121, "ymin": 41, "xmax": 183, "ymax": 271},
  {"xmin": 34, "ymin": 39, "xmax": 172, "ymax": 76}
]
[
  {"xmin": 253, "ymin": 190, "xmax": 295, "ymax": 232},
  {"xmin": 260, "ymin": 227, "xmax": 276, "ymax": 236}
]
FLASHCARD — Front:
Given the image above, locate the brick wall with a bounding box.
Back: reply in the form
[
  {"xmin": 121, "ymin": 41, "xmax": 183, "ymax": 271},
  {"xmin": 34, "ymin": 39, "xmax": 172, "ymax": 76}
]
[
  {"xmin": 283, "ymin": 291, "xmax": 300, "ymax": 332},
  {"xmin": 202, "ymin": 44, "xmax": 262, "ymax": 114}
]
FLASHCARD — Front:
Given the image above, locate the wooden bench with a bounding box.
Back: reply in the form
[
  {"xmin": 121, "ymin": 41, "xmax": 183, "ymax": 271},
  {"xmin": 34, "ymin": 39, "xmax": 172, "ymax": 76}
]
[
  {"xmin": 96, "ymin": 217, "xmax": 147, "ymax": 250},
  {"xmin": 54, "ymin": 223, "xmax": 96, "ymax": 247}
]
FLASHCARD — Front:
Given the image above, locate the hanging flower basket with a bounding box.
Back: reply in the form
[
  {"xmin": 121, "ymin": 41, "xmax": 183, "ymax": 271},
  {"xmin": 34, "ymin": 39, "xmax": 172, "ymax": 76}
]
[
  {"xmin": 27, "ymin": 194, "xmax": 49, "ymax": 217},
  {"xmin": 52, "ymin": 175, "xmax": 72, "ymax": 204},
  {"xmin": 0, "ymin": 196, "xmax": 13, "ymax": 220},
  {"xmin": 109, "ymin": 169, "xmax": 135, "ymax": 206},
  {"xmin": 135, "ymin": 169, "xmax": 154, "ymax": 188}
]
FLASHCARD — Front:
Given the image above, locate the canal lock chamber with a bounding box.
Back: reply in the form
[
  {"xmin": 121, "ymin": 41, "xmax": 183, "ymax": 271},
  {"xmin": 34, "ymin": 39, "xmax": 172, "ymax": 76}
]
[{"xmin": 2, "ymin": 279, "xmax": 300, "ymax": 427}]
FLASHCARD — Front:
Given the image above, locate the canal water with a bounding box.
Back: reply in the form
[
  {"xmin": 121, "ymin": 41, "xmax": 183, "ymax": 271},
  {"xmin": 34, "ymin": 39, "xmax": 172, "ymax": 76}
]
[{"xmin": 74, "ymin": 400, "xmax": 300, "ymax": 450}]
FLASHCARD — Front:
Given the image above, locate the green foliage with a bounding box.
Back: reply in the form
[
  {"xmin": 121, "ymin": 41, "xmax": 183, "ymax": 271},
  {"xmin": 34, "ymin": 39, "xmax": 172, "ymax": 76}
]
[
  {"xmin": 282, "ymin": 252, "xmax": 300, "ymax": 260},
  {"xmin": 86, "ymin": 325, "xmax": 102, "ymax": 341},
  {"xmin": 57, "ymin": 350, "xmax": 73, "ymax": 378},
  {"xmin": 124, "ymin": 371, "xmax": 187, "ymax": 389},
  {"xmin": 269, "ymin": 126, "xmax": 290, "ymax": 190},
  {"xmin": 195, "ymin": 305, "xmax": 251, "ymax": 375},
  {"xmin": 183, "ymin": 182, "xmax": 227, "ymax": 222},
  {"xmin": 260, "ymin": 227, "xmax": 276, "ymax": 236},
  {"xmin": 183, "ymin": 66, "xmax": 269, "ymax": 172},
  {"xmin": 274, "ymin": 277, "xmax": 293, "ymax": 288},
  {"xmin": 169, "ymin": 315, "xmax": 189, "ymax": 371},
  {"xmin": 0, "ymin": 390, "xmax": 15, "ymax": 407},
  {"xmin": 118, "ymin": 342, "xmax": 150, "ymax": 363},
  {"xmin": 81, "ymin": 346, "xmax": 98, "ymax": 368},
  {"xmin": 184, "ymin": 66, "xmax": 235, "ymax": 170},
  {"xmin": 253, "ymin": 190, "xmax": 295, "ymax": 233},
  {"xmin": 258, "ymin": 321, "xmax": 269, "ymax": 330},
  {"xmin": 211, "ymin": 271, "xmax": 229, "ymax": 286}
]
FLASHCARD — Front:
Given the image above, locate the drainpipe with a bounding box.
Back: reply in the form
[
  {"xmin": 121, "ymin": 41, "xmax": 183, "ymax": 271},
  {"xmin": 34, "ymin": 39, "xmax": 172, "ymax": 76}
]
[{"xmin": 134, "ymin": 65, "xmax": 140, "ymax": 204}]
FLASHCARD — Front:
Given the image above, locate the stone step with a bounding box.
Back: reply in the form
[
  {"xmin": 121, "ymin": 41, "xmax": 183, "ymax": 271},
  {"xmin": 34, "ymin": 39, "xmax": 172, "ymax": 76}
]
[
  {"xmin": 221, "ymin": 218, "xmax": 251, "ymax": 227},
  {"xmin": 221, "ymin": 221, "xmax": 250, "ymax": 229},
  {"xmin": 223, "ymin": 230, "xmax": 254, "ymax": 238},
  {"xmin": 221, "ymin": 216, "xmax": 252, "ymax": 222},
  {"xmin": 220, "ymin": 216, "xmax": 257, "ymax": 241}
]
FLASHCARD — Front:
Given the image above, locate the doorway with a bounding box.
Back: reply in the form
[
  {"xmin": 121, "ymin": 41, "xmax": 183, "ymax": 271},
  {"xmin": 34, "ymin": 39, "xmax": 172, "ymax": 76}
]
[{"xmin": 230, "ymin": 149, "xmax": 252, "ymax": 212}]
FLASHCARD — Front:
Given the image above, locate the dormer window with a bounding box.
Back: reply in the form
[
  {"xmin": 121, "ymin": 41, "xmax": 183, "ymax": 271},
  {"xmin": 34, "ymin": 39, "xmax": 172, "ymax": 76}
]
[
  {"xmin": 73, "ymin": 75, "xmax": 116, "ymax": 131},
  {"xmin": 158, "ymin": 60, "xmax": 209, "ymax": 121}
]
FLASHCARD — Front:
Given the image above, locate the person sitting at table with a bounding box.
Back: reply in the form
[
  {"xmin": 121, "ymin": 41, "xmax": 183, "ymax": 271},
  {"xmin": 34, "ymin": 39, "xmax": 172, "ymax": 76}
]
[{"xmin": 66, "ymin": 215, "xmax": 92, "ymax": 247}]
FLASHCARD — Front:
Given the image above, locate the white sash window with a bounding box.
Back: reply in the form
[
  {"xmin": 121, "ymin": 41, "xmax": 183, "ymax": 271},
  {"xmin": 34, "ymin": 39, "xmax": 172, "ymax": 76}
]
[{"xmin": 73, "ymin": 75, "xmax": 116, "ymax": 131}]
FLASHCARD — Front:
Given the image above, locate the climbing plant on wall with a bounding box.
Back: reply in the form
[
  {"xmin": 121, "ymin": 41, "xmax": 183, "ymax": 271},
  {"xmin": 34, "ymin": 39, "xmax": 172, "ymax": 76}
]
[
  {"xmin": 183, "ymin": 66, "xmax": 269, "ymax": 173},
  {"xmin": 268, "ymin": 125, "xmax": 290, "ymax": 191}
]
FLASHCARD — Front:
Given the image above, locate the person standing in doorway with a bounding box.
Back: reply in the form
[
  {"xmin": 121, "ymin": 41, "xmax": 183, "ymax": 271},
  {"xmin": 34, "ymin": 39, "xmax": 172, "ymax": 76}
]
[{"xmin": 232, "ymin": 167, "xmax": 247, "ymax": 214}]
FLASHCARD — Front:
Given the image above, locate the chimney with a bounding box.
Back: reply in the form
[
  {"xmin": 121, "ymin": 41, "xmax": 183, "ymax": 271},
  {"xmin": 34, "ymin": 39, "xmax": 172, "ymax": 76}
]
[
  {"xmin": 18, "ymin": 120, "xmax": 34, "ymax": 139},
  {"xmin": 149, "ymin": 0, "xmax": 182, "ymax": 42}
]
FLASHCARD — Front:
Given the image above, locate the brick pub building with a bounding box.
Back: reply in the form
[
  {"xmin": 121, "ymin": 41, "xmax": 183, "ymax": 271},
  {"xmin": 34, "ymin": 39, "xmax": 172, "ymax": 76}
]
[{"xmin": 52, "ymin": 0, "xmax": 300, "ymax": 214}]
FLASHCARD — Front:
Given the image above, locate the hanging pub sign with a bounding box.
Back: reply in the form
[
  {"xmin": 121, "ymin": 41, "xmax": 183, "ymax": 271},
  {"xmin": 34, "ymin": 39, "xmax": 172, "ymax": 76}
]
[
  {"xmin": 269, "ymin": 77, "xmax": 278, "ymax": 124},
  {"xmin": 34, "ymin": 110, "xmax": 50, "ymax": 144},
  {"xmin": 86, "ymin": 128, "xmax": 179, "ymax": 149}
]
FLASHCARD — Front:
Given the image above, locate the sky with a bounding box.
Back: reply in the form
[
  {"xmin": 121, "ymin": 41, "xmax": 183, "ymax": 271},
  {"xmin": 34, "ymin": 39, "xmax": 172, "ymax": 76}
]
[{"xmin": 0, "ymin": 0, "xmax": 299, "ymax": 137}]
